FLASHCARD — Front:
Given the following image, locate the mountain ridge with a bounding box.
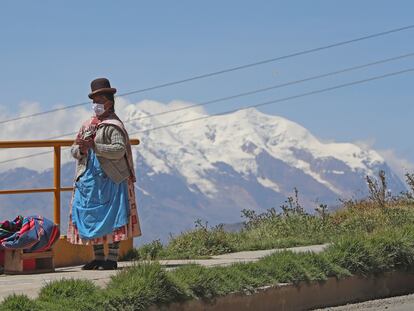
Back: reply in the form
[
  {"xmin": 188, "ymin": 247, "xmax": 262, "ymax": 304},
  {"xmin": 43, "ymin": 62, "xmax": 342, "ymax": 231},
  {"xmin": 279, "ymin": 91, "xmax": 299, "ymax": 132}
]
[{"xmin": 0, "ymin": 107, "xmax": 406, "ymax": 244}]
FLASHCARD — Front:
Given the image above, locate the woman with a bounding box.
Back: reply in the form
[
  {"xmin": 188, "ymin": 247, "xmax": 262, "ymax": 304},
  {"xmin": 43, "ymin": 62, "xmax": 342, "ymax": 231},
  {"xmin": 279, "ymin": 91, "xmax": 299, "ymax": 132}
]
[{"xmin": 67, "ymin": 78, "xmax": 141, "ymax": 270}]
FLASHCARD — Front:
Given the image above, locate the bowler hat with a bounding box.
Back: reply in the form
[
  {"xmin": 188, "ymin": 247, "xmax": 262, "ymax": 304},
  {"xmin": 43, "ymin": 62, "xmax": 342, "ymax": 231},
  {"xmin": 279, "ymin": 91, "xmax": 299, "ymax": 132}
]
[{"xmin": 88, "ymin": 78, "xmax": 117, "ymax": 99}]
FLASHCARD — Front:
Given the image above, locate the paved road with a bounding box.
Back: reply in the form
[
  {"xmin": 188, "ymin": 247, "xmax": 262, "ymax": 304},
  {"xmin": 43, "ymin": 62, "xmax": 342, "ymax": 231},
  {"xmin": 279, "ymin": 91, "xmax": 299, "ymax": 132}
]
[
  {"xmin": 0, "ymin": 243, "xmax": 329, "ymax": 300},
  {"xmin": 314, "ymin": 294, "xmax": 414, "ymax": 311}
]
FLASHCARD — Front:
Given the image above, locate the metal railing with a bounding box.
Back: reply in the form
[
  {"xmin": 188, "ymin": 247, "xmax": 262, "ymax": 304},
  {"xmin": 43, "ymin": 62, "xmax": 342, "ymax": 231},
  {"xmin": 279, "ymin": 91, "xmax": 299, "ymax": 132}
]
[{"xmin": 0, "ymin": 139, "xmax": 140, "ymax": 225}]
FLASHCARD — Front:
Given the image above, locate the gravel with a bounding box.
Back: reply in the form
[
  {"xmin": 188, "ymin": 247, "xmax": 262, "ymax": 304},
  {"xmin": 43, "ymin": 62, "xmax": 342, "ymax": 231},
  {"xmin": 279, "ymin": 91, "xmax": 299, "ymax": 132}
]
[{"xmin": 313, "ymin": 294, "xmax": 414, "ymax": 311}]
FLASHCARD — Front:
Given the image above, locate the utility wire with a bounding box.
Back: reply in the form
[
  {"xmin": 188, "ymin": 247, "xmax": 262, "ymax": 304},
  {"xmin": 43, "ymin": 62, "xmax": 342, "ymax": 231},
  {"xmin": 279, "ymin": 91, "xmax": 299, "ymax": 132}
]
[
  {"xmin": 0, "ymin": 147, "xmax": 72, "ymax": 165},
  {"xmin": 113, "ymin": 52, "xmax": 414, "ymax": 123},
  {"xmin": 0, "ymin": 24, "xmax": 413, "ymax": 126},
  {"xmin": 117, "ymin": 24, "xmax": 414, "ymax": 97},
  {"xmin": 1, "ymin": 68, "xmax": 412, "ymax": 166},
  {"xmin": 41, "ymin": 51, "xmax": 414, "ymax": 140},
  {"xmin": 128, "ymin": 68, "xmax": 414, "ymax": 134}
]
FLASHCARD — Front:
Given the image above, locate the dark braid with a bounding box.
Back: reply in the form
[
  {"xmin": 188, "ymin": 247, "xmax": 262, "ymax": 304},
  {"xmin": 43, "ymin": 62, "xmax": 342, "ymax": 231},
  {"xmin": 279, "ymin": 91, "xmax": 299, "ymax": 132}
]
[{"xmin": 102, "ymin": 93, "xmax": 115, "ymax": 112}]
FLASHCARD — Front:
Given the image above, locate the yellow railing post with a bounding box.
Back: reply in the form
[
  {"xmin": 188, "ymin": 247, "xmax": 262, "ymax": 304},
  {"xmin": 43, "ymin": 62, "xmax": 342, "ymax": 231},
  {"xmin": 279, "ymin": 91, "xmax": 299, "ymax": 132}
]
[{"xmin": 53, "ymin": 146, "xmax": 61, "ymax": 226}]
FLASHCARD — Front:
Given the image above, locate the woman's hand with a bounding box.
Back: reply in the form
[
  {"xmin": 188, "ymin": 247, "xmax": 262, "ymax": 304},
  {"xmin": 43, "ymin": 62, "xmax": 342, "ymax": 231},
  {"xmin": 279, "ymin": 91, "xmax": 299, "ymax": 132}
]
[{"xmin": 76, "ymin": 137, "xmax": 94, "ymax": 154}]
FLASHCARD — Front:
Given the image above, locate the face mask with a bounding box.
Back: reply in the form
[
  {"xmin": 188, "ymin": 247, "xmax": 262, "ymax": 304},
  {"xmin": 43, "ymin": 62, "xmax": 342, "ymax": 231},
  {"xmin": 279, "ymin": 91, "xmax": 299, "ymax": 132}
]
[{"xmin": 92, "ymin": 103, "xmax": 105, "ymax": 116}]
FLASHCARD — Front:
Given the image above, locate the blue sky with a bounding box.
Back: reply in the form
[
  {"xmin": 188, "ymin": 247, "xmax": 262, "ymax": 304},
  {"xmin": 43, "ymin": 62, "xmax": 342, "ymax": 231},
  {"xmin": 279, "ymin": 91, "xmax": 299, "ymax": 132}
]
[{"xmin": 0, "ymin": 1, "xmax": 413, "ymax": 176}]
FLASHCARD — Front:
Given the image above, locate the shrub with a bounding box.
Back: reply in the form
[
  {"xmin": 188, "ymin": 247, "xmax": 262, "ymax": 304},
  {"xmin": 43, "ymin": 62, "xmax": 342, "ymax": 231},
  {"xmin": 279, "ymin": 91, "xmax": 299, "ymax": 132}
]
[
  {"xmin": 1, "ymin": 294, "xmax": 36, "ymax": 311},
  {"xmin": 325, "ymin": 227, "xmax": 414, "ymax": 275},
  {"xmin": 170, "ymin": 264, "xmax": 222, "ymax": 298},
  {"xmin": 36, "ymin": 279, "xmax": 102, "ymax": 311},
  {"xmin": 165, "ymin": 220, "xmax": 234, "ymax": 258},
  {"xmin": 103, "ymin": 262, "xmax": 184, "ymax": 311}
]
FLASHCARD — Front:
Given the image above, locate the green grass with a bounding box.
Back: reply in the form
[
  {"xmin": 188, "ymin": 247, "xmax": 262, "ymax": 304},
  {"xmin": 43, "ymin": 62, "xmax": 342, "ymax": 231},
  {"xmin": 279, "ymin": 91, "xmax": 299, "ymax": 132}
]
[
  {"xmin": 5, "ymin": 171, "xmax": 414, "ymax": 310},
  {"xmin": 121, "ymin": 201, "xmax": 414, "ymax": 260},
  {"xmin": 5, "ymin": 225, "xmax": 413, "ymax": 311},
  {"xmin": 102, "ymin": 263, "xmax": 184, "ymax": 311},
  {"xmin": 1, "ymin": 294, "xmax": 36, "ymax": 311},
  {"xmin": 123, "ymin": 171, "xmax": 414, "ymax": 260},
  {"xmin": 35, "ymin": 279, "xmax": 102, "ymax": 311},
  {"xmin": 324, "ymin": 226, "xmax": 414, "ymax": 275}
]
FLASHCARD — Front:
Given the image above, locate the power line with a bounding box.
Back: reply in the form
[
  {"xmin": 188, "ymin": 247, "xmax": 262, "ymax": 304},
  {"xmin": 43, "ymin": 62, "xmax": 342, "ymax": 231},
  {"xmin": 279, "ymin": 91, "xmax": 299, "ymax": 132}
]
[
  {"xmin": 40, "ymin": 51, "xmax": 414, "ymax": 140},
  {"xmin": 0, "ymin": 24, "xmax": 413, "ymax": 126},
  {"xmin": 117, "ymin": 24, "xmax": 414, "ymax": 97},
  {"xmin": 128, "ymin": 68, "xmax": 414, "ymax": 134},
  {"xmin": 118, "ymin": 52, "xmax": 414, "ymax": 123},
  {"xmin": 0, "ymin": 148, "xmax": 71, "ymax": 165},
  {"xmin": 1, "ymin": 68, "xmax": 412, "ymax": 166}
]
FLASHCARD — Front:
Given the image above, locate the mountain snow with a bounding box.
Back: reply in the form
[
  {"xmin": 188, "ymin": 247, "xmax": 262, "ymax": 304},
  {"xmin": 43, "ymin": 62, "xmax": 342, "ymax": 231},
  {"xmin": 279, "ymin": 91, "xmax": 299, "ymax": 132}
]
[{"xmin": 125, "ymin": 103, "xmax": 386, "ymax": 197}]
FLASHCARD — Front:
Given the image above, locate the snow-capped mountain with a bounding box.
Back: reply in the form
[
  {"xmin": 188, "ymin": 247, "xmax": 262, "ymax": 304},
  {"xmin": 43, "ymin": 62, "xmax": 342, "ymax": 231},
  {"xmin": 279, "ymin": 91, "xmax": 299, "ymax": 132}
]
[{"xmin": 0, "ymin": 104, "xmax": 406, "ymax": 244}]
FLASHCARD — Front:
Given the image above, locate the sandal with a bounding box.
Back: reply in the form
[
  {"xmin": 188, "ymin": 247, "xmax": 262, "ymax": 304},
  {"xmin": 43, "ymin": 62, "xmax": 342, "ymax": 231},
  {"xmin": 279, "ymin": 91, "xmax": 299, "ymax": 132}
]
[
  {"xmin": 99, "ymin": 260, "xmax": 118, "ymax": 270},
  {"xmin": 82, "ymin": 259, "xmax": 105, "ymax": 270}
]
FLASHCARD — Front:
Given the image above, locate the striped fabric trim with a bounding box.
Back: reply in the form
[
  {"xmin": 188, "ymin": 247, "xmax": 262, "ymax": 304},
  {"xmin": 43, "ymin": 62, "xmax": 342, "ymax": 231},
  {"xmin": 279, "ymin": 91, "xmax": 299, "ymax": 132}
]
[
  {"xmin": 93, "ymin": 244, "xmax": 105, "ymax": 260},
  {"xmin": 107, "ymin": 242, "xmax": 120, "ymax": 261}
]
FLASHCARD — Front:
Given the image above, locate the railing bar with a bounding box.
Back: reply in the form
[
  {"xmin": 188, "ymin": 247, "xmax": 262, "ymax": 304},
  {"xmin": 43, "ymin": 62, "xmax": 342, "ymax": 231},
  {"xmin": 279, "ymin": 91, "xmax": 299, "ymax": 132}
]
[
  {"xmin": 0, "ymin": 188, "xmax": 56, "ymax": 194},
  {"xmin": 0, "ymin": 187, "xmax": 73, "ymax": 195},
  {"xmin": 61, "ymin": 187, "xmax": 74, "ymax": 192}
]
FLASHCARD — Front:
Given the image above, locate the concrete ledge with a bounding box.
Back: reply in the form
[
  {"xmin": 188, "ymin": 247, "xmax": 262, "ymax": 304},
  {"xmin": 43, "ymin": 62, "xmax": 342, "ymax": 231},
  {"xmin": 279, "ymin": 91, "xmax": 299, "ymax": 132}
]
[
  {"xmin": 149, "ymin": 271, "xmax": 414, "ymax": 311},
  {"xmin": 53, "ymin": 236, "xmax": 133, "ymax": 267}
]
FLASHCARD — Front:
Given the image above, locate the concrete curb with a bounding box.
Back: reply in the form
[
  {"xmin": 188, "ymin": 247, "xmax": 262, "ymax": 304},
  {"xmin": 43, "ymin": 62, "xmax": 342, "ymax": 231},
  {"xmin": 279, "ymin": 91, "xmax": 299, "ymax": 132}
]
[{"xmin": 149, "ymin": 271, "xmax": 414, "ymax": 311}]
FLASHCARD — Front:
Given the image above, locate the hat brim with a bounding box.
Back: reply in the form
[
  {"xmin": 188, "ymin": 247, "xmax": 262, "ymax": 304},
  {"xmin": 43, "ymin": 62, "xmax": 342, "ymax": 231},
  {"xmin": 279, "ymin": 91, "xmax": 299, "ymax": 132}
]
[{"xmin": 88, "ymin": 87, "xmax": 117, "ymax": 99}]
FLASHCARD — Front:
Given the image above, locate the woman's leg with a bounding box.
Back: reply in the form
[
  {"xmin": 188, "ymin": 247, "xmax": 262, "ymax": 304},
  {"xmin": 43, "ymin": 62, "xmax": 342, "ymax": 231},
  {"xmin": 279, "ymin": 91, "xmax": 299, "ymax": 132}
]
[
  {"xmin": 98, "ymin": 241, "xmax": 119, "ymax": 270},
  {"xmin": 107, "ymin": 241, "xmax": 120, "ymax": 262},
  {"xmin": 93, "ymin": 244, "xmax": 105, "ymax": 261}
]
